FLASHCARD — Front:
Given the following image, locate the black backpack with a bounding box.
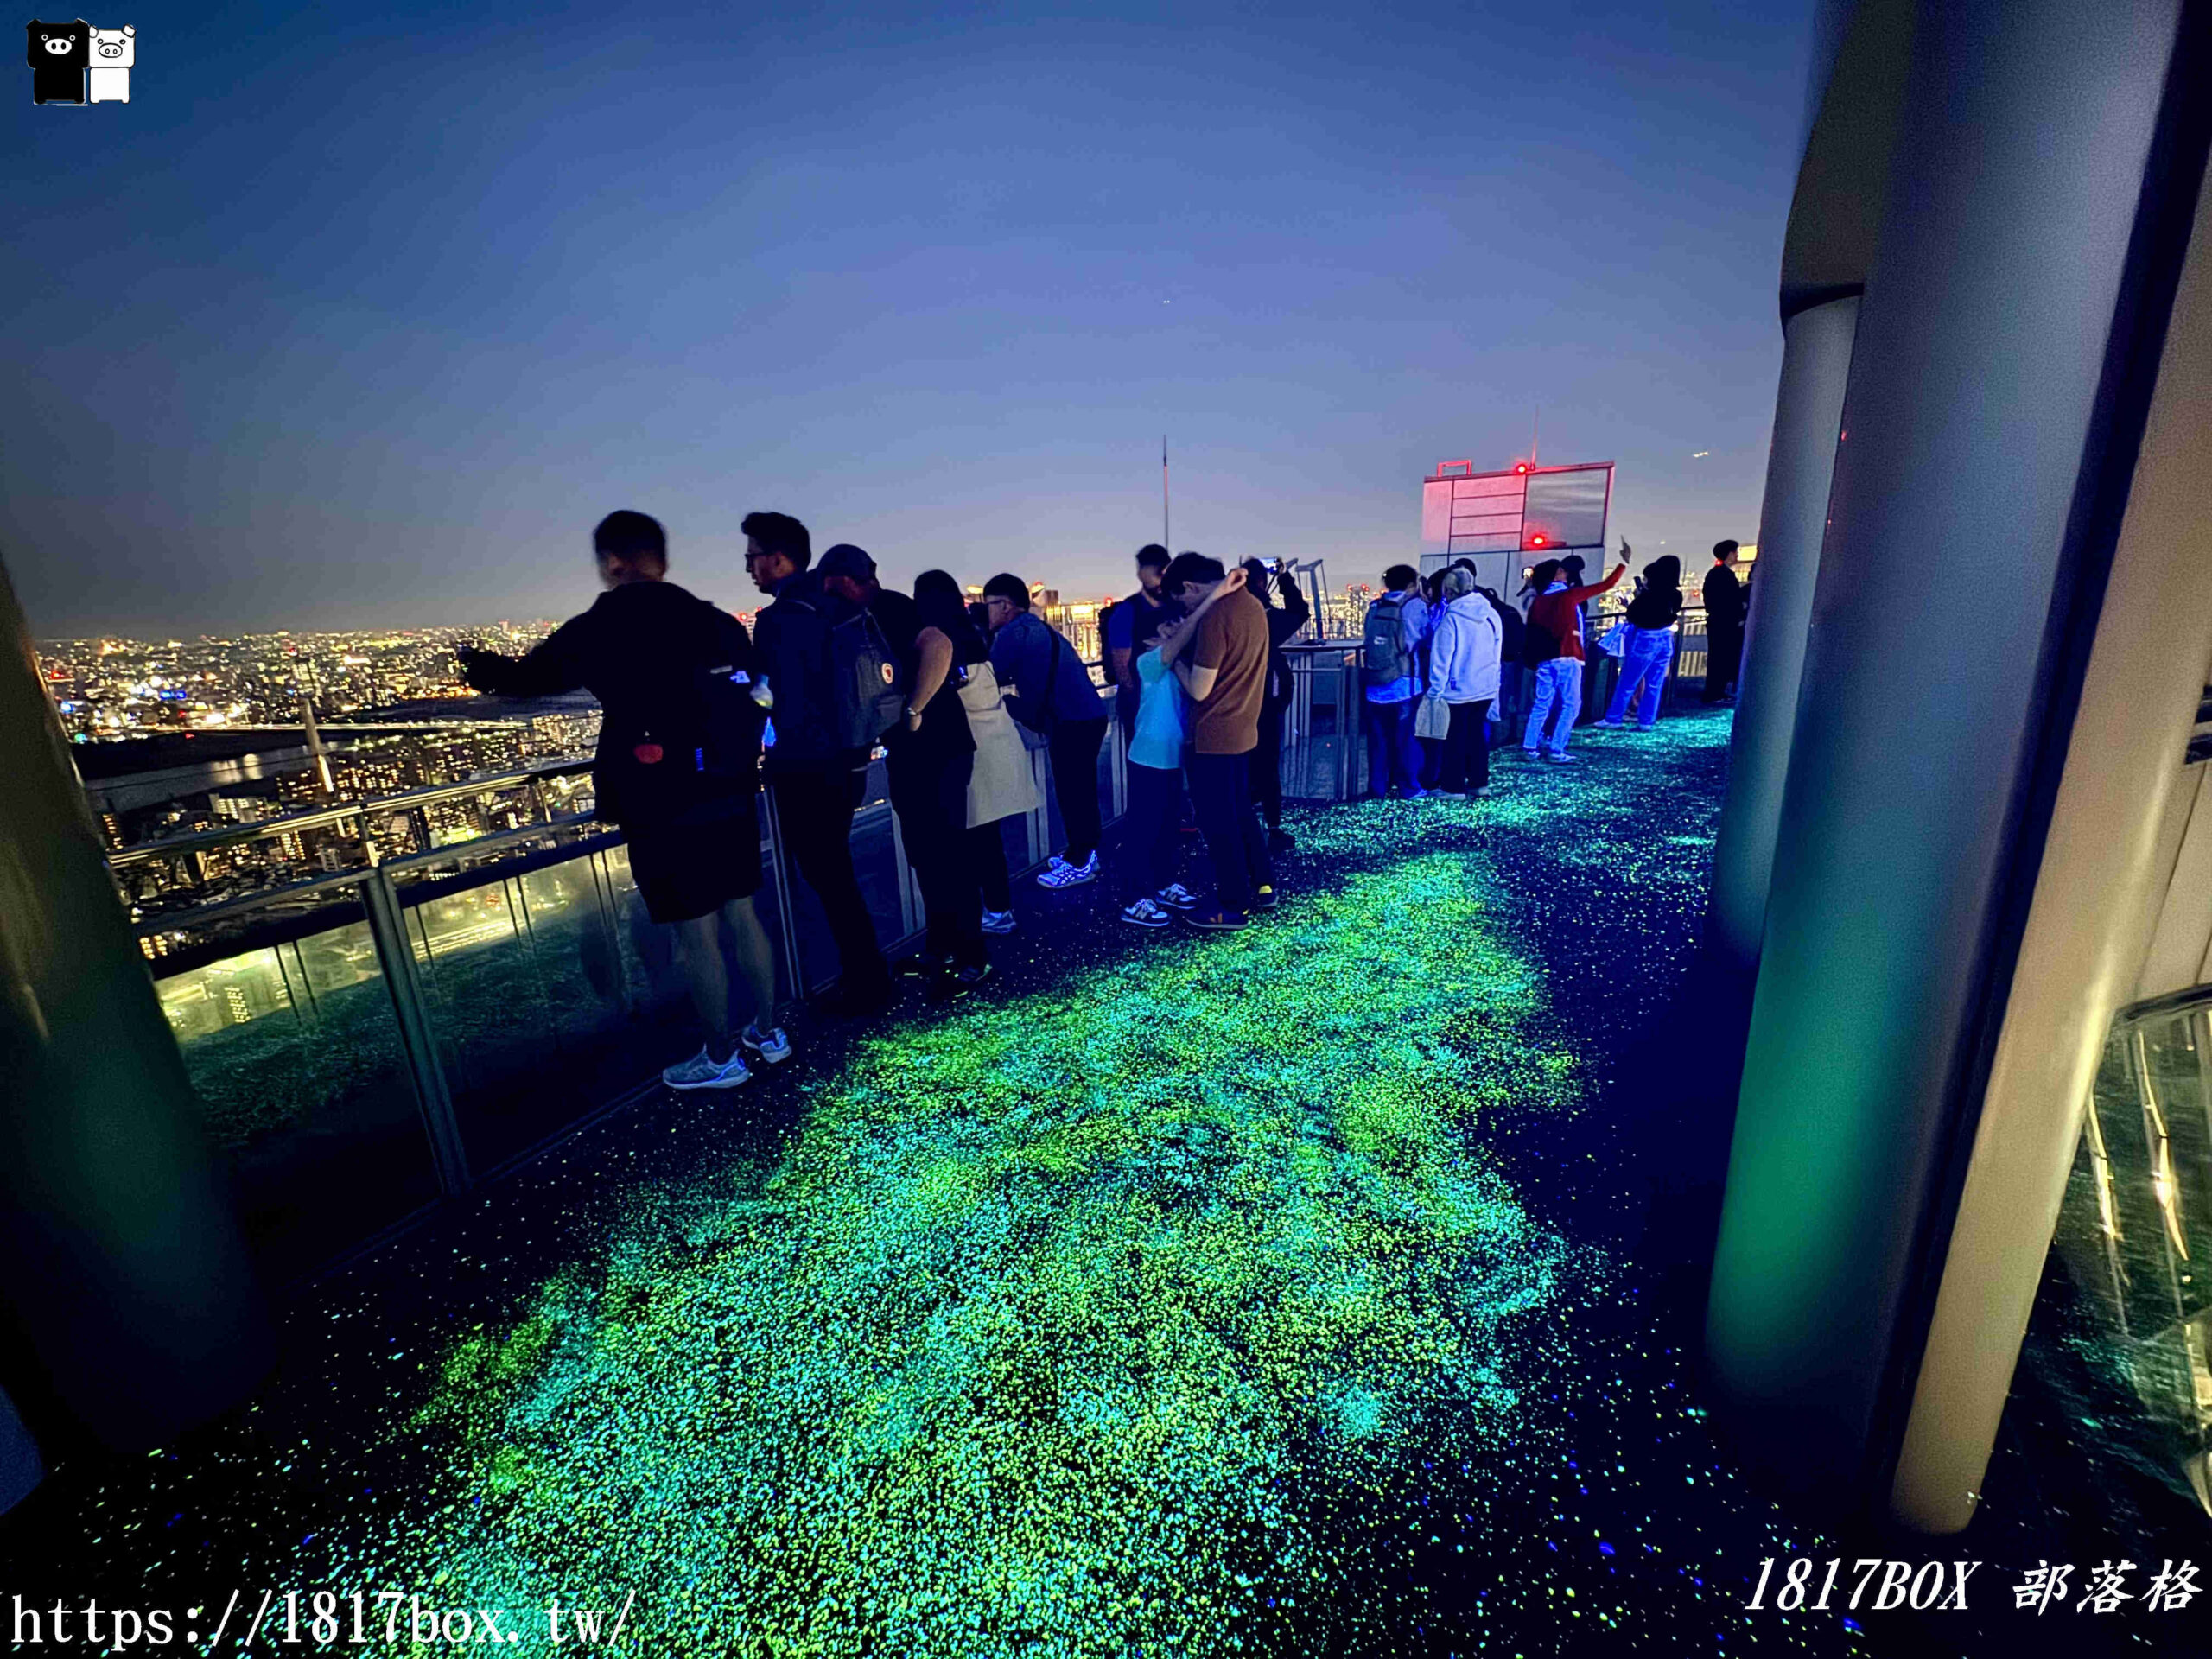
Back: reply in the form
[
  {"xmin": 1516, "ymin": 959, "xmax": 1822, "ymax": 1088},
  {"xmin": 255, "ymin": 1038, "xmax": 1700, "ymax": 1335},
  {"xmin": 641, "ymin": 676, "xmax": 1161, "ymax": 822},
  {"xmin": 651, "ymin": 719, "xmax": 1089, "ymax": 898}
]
[{"xmin": 784, "ymin": 592, "xmax": 908, "ymax": 752}]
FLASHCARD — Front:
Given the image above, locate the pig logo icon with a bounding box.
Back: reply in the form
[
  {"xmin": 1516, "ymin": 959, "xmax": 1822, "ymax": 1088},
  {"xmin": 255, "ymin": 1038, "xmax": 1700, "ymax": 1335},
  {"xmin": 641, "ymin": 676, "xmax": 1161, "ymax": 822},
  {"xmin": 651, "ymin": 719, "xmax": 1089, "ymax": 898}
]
[
  {"xmin": 86, "ymin": 22, "xmax": 128, "ymax": 102},
  {"xmin": 27, "ymin": 19, "xmax": 88, "ymax": 105}
]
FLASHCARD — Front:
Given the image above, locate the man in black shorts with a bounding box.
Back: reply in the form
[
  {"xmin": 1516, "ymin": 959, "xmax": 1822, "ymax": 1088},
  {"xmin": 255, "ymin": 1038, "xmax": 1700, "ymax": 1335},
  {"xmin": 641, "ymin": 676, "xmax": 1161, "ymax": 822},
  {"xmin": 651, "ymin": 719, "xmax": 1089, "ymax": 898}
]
[{"xmin": 460, "ymin": 510, "xmax": 788, "ymax": 1090}]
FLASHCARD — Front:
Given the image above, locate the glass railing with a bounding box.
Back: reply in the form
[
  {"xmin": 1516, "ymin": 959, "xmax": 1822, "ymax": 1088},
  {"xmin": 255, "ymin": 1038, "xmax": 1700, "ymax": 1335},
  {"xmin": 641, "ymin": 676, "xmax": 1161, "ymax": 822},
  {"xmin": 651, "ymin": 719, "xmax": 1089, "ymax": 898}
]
[
  {"xmin": 122, "ymin": 672, "xmax": 1442, "ymax": 1284},
  {"xmin": 2035, "ymin": 988, "xmax": 2212, "ymax": 1516},
  {"xmin": 152, "ymin": 885, "xmax": 444, "ymax": 1275},
  {"xmin": 124, "ymin": 690, "xmax": 1169, "ymax": 1284}
]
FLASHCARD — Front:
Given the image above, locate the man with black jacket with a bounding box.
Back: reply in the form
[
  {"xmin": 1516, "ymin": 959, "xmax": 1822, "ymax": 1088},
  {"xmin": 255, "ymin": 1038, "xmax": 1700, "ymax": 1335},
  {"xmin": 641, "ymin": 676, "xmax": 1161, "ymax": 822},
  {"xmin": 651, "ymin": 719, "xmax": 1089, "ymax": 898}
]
[
  {"xmin": 459, "ymin": 511, "xmax": 788, "ymax": 1090},
  {"xmin": 1702, "ymin": 540, "xmax": 1746, "ymax": 703},
  {"xmin": 1105, "ymin": 544, "xmax": 1173, "ymax": 742},
  {"xmin": 744, "ymin": 510, "xmax": 896, "ymax": 1016}
]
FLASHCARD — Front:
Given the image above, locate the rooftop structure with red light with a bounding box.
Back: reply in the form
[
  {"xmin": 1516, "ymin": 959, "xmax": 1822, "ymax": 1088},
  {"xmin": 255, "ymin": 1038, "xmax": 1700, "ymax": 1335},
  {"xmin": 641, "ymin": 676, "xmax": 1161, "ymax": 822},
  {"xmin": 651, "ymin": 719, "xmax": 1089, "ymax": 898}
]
[{"xmin": 1418, "ymin": 458, "xmax": 1615, "ymax": 594}]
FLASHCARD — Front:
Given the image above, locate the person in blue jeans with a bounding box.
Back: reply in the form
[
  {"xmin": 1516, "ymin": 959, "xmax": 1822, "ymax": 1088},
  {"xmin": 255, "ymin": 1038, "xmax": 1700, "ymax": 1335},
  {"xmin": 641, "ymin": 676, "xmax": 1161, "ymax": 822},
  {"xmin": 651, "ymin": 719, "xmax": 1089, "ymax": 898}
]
[
  {"xmin": 1520, "ymin": 553, "xmax": 1628, "ymax": 761},
  {"xmin": 1602, "ymin": 553, "xmax": 1684, "ymax": 730},
  {"xmin": 1116, "ymin": 569, "xmax": 1248, "ymax": 928},
  {"xmin": 1361, "ymin": 564, "xmax": 1430, "ymax": 798}
]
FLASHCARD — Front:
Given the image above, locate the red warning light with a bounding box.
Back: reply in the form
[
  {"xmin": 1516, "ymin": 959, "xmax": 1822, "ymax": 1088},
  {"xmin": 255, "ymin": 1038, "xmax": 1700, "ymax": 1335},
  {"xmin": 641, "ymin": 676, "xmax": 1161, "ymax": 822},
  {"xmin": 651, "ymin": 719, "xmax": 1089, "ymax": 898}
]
[
  {"xmin": 1514, "ymin": 463, "xmax": 1530, "ymax": 474},
  {"xmin": 1530, "ymin": 534, "xmax": 1548, "ymax": 548}
]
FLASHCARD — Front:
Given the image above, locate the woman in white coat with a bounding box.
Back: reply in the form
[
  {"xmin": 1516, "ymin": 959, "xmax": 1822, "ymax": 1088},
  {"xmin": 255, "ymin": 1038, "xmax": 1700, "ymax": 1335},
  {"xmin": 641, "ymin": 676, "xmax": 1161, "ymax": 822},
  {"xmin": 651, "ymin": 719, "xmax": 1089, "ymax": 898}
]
[
  {"xmin": 1423, "ymin": 564, "xmax": 1504, "ymax": 798},
  {"xmin": 915, "ymin": 570, "xmax": 1039, "ymax": 935}
]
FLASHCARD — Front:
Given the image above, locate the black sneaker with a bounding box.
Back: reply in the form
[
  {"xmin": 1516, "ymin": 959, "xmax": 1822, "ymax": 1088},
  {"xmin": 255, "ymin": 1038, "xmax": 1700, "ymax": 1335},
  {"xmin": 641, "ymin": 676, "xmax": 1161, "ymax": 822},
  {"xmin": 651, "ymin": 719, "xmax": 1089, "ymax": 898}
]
[
  {"xmin": 1268, "ymin": 829, "xmax": 1295, "ymax": 855},
  {"xmin": 926, "ymin": 961, "xmax": 993, "ymax": 1005},
  {"xmin": 1251, "ymin": 885, "xmax": 1279, "ymax": 912},
  {"xmin": 1184, "ymin": 906, "xmax": 1248, "ymax": 931},
  {"xmin": 894, "ymin": 953, "xmax": 941, "ymax": 980}
]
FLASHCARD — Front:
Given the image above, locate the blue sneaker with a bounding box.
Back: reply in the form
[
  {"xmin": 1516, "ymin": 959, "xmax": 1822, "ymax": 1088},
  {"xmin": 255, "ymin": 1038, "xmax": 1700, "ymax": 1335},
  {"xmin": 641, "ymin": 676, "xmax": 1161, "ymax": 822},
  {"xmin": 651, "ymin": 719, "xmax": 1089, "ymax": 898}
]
[
  {"xmin": 663, "ymin": 1046, "xmax": 752, "ymax": 1091},
  {"xmin": 739, "ymin": 1024, "xmax": 791, "ymax": 1066},
  {"xmin": 1037, "ymin": 853, "xmax": 1098, "ymax": 889}
]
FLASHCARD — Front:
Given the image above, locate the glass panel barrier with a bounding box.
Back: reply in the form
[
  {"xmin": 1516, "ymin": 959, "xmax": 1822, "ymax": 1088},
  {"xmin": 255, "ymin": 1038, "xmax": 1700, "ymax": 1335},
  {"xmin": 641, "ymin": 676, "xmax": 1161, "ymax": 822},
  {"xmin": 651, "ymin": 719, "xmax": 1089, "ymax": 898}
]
[
  {"xmin": 2027, "ymin": 991, "xmax": 2212, "ymax": 1517},
  {"xmin": 1281, "ymin": 648, "xmax": 1359, "ymax": 802},
  {"xmin": 397, "ymin": 836, "xmax": 681, "ymax": 1174},
  {"xmin": 152, "ymin": 905, "xmax": 441, "ymax": 1280}
]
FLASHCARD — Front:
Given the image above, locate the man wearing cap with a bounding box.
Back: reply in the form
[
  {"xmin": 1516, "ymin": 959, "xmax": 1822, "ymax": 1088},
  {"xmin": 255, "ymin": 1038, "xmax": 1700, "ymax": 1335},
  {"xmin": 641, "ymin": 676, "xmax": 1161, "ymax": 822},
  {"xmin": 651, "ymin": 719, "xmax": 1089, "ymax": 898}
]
[
  {"xmin": 820, "ymin": 544, "xmax": 989, "ymax": 1002},
  {"xmin": 745, "ymin": 512, "xmax": 897, "ymax": 1016}
]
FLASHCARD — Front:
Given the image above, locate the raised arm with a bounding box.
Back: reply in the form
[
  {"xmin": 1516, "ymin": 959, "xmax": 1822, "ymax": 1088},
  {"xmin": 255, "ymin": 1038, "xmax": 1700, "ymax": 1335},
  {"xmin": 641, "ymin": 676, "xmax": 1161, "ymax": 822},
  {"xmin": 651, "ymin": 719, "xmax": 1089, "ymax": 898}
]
[
  {"xmin": 1563, "ymin": 563, "xmax": 1630, "ymax": 607},
  {"xmin": 1168, "ymin": 569, "xmax": 1247, "ymax": 701}
]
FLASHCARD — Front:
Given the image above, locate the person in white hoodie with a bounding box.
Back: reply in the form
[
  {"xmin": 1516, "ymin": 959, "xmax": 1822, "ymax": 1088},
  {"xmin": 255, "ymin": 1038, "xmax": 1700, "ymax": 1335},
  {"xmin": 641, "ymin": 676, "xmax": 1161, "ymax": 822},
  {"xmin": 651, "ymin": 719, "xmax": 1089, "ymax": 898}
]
[{"xmin": 1422, "ymin": 565, "xmax": 1504, "ymax": 798}]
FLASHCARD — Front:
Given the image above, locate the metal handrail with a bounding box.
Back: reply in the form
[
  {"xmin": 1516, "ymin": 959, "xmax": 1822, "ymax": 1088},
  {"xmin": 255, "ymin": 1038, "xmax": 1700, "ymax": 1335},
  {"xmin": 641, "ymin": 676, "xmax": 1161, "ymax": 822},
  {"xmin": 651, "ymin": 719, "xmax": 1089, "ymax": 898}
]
[{"xmin": 107, "ymin": 754, "xmax": 595, "ymax": 868}]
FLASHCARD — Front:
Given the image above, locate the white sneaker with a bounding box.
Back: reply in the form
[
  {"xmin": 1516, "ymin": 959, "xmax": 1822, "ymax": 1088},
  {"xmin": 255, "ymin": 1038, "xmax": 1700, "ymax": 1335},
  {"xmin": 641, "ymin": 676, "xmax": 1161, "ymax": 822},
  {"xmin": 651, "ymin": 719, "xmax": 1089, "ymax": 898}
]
[
  {"xmin": 739, "ymin": 1024, "xmax": 792, "ymax": 1065},
  {"xmin": 1037, "ymin": 852, "xmax": 1099, "ymax": 889},
  {"xmin": 980, "ymin": 908, "xmax": 1016, "ymax": 936},
  {"xmin": 663, "ymin": 1046, "xmax": 752, "ymax": 1090},
  {"xmin": 1154, "ymin": 882, "xmax": 1200, "ymax": 912},
  {"xmin": 1120, "ymin": 898, "xmax": 1171, "ymax": 928},
  {"xmin": 1547, "ymin": 750, "xmax": 1579, "ymax": 763}
]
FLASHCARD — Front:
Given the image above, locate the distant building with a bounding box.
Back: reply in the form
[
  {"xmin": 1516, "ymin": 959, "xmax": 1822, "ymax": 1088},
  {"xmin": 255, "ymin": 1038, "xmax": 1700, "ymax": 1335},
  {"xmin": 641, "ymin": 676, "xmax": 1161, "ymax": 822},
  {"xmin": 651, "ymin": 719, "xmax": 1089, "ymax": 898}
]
[{"xmin": 1418, "ymin": 458, "xmax": 1616, "ymax": 597}]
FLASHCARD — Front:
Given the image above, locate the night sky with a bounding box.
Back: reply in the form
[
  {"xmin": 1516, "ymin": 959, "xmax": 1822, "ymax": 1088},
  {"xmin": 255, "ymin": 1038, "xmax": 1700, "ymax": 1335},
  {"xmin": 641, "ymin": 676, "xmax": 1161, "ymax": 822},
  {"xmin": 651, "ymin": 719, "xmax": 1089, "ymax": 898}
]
[{"xmin": 5, "ymin": 2, "xmax": 1811, "ymax": 637}]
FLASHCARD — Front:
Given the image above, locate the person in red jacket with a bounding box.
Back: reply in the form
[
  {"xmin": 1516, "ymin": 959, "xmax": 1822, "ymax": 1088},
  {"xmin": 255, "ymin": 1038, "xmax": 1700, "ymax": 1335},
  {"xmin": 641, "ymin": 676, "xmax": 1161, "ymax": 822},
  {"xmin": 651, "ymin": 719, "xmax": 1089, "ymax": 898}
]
[{"xmin": 1519, "ymin": 547, "xmax": 1629, "ymax": 762}]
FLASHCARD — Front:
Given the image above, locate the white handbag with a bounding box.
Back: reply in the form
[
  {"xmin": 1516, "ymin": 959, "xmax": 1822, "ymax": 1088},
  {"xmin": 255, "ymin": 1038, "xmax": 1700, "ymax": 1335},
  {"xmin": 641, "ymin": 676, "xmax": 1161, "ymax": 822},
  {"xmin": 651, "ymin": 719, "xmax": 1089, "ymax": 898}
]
[{"xmin": 1414, "ymin": 692, "xmax": 1452, "ymax": 741}]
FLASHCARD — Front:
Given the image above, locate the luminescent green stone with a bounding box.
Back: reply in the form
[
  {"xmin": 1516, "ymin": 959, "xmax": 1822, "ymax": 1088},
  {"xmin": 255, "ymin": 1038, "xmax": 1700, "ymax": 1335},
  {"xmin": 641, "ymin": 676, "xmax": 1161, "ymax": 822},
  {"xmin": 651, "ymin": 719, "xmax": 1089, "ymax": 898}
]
[{"xmin": 289, "ymin": 715, "xmax": 1744, "ymax": 1655}]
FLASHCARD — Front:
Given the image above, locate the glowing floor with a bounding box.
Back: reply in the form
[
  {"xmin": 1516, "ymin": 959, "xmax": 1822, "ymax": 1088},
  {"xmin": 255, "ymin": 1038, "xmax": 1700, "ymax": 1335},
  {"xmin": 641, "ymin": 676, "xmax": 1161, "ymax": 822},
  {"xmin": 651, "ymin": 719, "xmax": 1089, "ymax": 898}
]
[{"xmin": 14, "ymin": 710, "xmax": 2130, "ymax": 1656}]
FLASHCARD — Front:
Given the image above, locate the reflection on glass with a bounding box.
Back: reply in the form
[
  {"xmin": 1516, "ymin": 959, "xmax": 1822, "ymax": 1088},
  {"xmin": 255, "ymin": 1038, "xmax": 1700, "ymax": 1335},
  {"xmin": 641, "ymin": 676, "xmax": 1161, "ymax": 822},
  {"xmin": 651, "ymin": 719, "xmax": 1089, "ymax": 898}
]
[
  {"xmin": 408, "ymin": 853, "xmax": 647, "ymax": 1172},
  {"xmin": 1520, "ymin": 467, "xmax": 1609, "ymax": 550},
  {"xmin": 154, "ymin": 918, "xmax": 438, "ymax": 1277},
  {"xmin": 2048, "ymin": 996, "xmax": 2212, "ymax": 1514}
]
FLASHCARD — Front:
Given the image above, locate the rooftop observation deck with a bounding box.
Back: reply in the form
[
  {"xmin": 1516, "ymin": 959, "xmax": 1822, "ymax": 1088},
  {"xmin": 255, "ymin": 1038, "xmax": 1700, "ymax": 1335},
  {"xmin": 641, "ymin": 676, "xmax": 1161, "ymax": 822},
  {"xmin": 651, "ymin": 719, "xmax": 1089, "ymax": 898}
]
[{"xmin": 2, "ymin": 706, "xmax": 2203, "ymax": 1657}]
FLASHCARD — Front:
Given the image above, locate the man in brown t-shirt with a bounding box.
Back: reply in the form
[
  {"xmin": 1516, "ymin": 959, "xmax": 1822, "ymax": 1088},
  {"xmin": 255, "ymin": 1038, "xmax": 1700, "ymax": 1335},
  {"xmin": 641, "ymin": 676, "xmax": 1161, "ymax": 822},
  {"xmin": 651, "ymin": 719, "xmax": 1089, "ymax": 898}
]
[{"xmin": 1165, "ymin": 552, "xmax": 1276, "ymax": 928}]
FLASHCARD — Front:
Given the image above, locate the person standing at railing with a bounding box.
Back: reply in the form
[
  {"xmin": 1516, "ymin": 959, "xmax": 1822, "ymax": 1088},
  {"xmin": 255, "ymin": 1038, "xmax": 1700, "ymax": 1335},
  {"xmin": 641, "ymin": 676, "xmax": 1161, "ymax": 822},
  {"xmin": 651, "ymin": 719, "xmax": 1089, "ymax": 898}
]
[
  {"xmin": 1600, "ymin": 554, "xmax": 1684, "ymax": 731},
  {"xmin": 1475, "ymin": 575, "xmax": 1525, "ymax": 748},
  {"xmin": 1519, "ymin": 550, "xmax": 1629, "ymax": 762},
  {"xmin": 1424, "ymin": 565, "xmax": 1503, "ymax": 798},
  {"xmin": 1701, "ymin": 540, "xmax": 1746, "ymax": 704},
  {"xmin": 1164, "ymin": 554, "xmax": 1275, "ymax": 930},
  {"xmin": 1415, "ymin": 570, "xmax": 1452, "ymax": 788},
  {"xmin": 1361, "ymin": 565, "xmax": 1430, "ymax": 799},
  {"xmin": 457, "ymin": 510, "xmax": 791, "ymax": 1091},
  {"xmin": 982, "ymin": 573, "xmax": 1109, "ymax": 890},
  {"xmin": 1104, "ymin": 545, "xmax": 1173, "ymax": 745},
  {"xmin": 819, "ymin": 546, "xmax": 990, "ymax": 1006},
  {"xmin": 1116, "ymin": 567, "xmax": 1248, "ymax": 928},
  {"xmin": 1240, "ymin": 559, "xmax": 1310, "ymax": 855},
  {"xmin": 745, "ymin": 511, "xmax": 900, "ymax": 1020},
  {"xmin": 915, "ymin": 570, "xmax": 1038, "ymax": 938}
]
